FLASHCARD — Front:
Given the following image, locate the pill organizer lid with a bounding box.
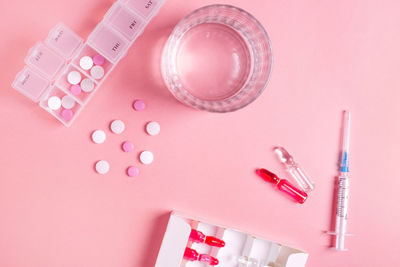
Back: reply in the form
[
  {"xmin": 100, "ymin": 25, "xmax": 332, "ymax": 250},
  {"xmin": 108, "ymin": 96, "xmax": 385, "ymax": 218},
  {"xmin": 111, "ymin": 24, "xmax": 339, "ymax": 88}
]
[
  {"xmin": 87, "ymin": 23, "xmax": 129, "ymax": 63},
  {"xmin": 45, "ymin": 23, "xmax": 83, "ymax": 59},
  {"xmin": 103, "ymin": 2, "xmax": 145, "ymax": 40},
  {"xmin": 25, "ymin": 42, "xmax": 66, "ymax": 80},
  {"xmin": 12, "ymin": 66, "xmax": 51, "ymax": 102},
  {"xmin": 104, "ymin": 2, "xmax": 132, "ymax": 21}
]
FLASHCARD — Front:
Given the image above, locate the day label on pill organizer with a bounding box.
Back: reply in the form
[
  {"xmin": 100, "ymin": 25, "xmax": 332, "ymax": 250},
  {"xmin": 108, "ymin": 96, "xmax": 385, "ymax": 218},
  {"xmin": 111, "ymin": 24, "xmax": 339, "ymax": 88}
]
[
  {"xmin": 125, "ymin": 0, "xmax": 160, "ymax": 18},
  {"xmin": 13, "ymin": 67, "xmax": 50, "ymax": 102},
  {"xmin": 88, "ymin": 25, "xmax": 128, "ymax": 63},
  {"xmin": 26, "ymin": 43, "xmax": 66, "ymax": 79},
  {"xmin": 46, "ymin": 24, "xmax": 83, "ymax": 59},
  {"xmin": 106, "ymin": 4, "xmax": 144, "ymax": 40}
]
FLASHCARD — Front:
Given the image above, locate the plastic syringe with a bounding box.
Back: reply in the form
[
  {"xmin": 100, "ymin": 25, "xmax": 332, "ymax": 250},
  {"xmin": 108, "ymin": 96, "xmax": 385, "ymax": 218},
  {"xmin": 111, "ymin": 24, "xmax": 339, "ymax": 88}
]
[{"xmin": 328, "ymin": 110, "xmax": 352, "ymax": 251}]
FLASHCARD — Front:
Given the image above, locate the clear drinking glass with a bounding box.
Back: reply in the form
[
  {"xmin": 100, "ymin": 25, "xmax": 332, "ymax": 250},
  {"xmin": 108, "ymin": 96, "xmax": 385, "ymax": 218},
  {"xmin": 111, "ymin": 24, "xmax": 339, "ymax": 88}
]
[{"xmin": 162, "ymin": 4, "xmax": 273, "ymax": 112}]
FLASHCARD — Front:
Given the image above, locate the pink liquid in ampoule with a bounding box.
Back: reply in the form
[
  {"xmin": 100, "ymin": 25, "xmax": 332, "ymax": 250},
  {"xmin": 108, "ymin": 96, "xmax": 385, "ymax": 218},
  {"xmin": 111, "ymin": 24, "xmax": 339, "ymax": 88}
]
[
  {"xmin": 189, "ymin": 229, "xmax": 225, "ymax": 247},
  {"xmin": 184, "ymin": 247, "xmax": 219, "ymax": 265},
  {"xmin": 256, "ymin": 168, "xmax": 308, "ymax": 204}
]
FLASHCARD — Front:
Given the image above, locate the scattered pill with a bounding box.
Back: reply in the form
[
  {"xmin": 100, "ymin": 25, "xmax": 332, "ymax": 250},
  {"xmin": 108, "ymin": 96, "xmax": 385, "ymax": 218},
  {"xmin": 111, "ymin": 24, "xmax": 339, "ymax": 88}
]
[
  {"xmin": 47, "ymin": 96, "xmax": 61, "ymax": 110},
  {"xmin": 79, "ymin": 56, "xmax": 94, "ymax": 70},
  {"xmin": 95, "ymin": 160, "xmax": 110, "ymax": 174},
  {"xmin": 146, "ymin": 121, "xmax": 160, "ymax": 136},
  {"xmin": 70, "ymin": 84, "xmax": 82, "ymax": 96},
  {"xmin": 80, "ymin": 78, "xmax": 95, "ymax": 93},
  {"xmin": 133, "ymin": 99, "xmax": 146, "ymax": 111},
  {"xmin": 61, "ymin": 109, "xmax": 74, "ymax": 121},
  {"xmin": 93, "ymin": 54, "xmax": 105, "ymax": 65},
  {"xmin": 122, "ymin": 141, "xmax": 134, "ymax": 152},
  {"xmin": 67, "ymin": 71, "xmax": 82, "ymax": 85},
  {"xmin": 127, "ymin": 166, "xmax": 139, "ymax": 177},
  {"xmin": 92, "ymin": 130, "xmax": 106, "ymax": 144},
  {"xmin": 90, "ymin": 65, "xmax": 105, "ymax": 79},
  {"xmin": 140, "ymin": 151, "xmax": 154, "ymax": 165},
  {"xmin": 61, "ymin": 95, "xmax": 75, "ymax": 109},
  {"xmin": 110, "ymin": 120, "xmax": 125, "ymax": 134}
]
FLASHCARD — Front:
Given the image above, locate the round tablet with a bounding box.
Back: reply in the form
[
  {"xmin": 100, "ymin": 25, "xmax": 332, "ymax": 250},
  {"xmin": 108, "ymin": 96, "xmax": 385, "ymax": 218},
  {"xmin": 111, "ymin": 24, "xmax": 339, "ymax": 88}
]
[
  {"xmin": 79, "ymin": 56, "xmax": 94, "ymax": 70},
  {"xmin": 91, "ymin": 130, "xmax": 106, "ymax": 144},
  {"xmin": 90, "ymin": 66, "xmax": 105, "ymax": 80},
  {"xmin": 110, "ymin": 120, "xmax": 125, "ymax": 134},
  {"xmin": 146, "ymin": 121, "xmax": 160, "ymax": 136},
  {"xmin": 61, "ymin": 95, "xmax": 75, "ymax": 109},
  {"xmin": 127, "ymin": 166, "xmax": 139, "ymax": 177},
  {"xmin": 122, "ymin": 141, "xmax": 134, "ymax": 152},
  {"xmin": 133, "ymin": 99, "xmax": 146, "ymax": 111},
  {"xmin": 140, "ymin": 151, "xmax": 154, "ymax": 165},
  {"xmin": 70, "ymin": 84, "xmax": 82, "ymax": 96},
  {"xmin": 67, "ymin": 71, "xmax": 82, "ymax": 85},
  {"xmin": 80, "ymin": 78, "xmax": 95, "ymax": 93},
  {"xmin": 61, "ymin": 109, "xmax": 74, "ymax": 121},
  {"xmin": 93, "ymin": 54, "xmax": 105, "ymax": 66},
  {"xmin": 47, "ymin": 96, "xmax": 61, "ymax": 110},
  {"xmin": 95, "ymin": 160, "xmax": 110, "ymax": 174}
]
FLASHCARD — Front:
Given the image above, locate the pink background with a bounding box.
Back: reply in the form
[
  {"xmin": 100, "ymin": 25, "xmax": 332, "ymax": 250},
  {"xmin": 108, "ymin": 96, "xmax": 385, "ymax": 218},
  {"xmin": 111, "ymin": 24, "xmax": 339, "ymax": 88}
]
[{"xmin": 0, "ymin": 0, "xmax": 399, "ymax": 266}]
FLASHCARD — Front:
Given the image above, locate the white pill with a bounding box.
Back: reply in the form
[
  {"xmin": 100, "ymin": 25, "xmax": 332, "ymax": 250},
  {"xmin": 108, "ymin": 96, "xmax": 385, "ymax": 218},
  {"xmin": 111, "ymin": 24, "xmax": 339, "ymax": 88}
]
[
  {"xmin": 61, "ymin": 95, "xmax": 75, "ymax": 109},
  {"xmin": 140, "ymin": 151, "xmax": 154, "ymax": 165},
  {"xmin": 91, "ymin": 130, "xmax": 106, "ymax": 144},
  {"xmin": 90, "ymin": 65, "xmax": 105, "ymax": 80},
  {"xmin": 47, "ymin": 96, "xmax": 61, "ymax": 110},
  {"xmin": 80, "ymin": 78, "xmax": 95, "ymax": 92},
  {"xmin": 110, "ymin": 120, "xmax": 125, "ymax": 134},
  {"xmin": 95, "ymin": 160, "xmax": 110, "ymax": 174},
  {"xmin": 146, "ymin": 121, "xmax": 160, "ymax": 136},
  {"xmin": 67, "ymin": 71, "xmax": 82, "ymax": 85},
  {"xmin": 79, "ymin": 56, "xmax": 94, "ymax": 70}
]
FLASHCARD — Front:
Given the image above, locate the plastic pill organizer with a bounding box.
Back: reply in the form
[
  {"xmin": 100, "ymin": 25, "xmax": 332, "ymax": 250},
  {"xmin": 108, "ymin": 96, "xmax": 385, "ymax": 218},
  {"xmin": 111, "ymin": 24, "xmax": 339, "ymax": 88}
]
[
  {"xmin": 156, "ymin": 212, "xmax": 308, "ymax": 267},
  {"xmin": 12, "ymin": 0, "xmax": 165, "ymax": 127}
]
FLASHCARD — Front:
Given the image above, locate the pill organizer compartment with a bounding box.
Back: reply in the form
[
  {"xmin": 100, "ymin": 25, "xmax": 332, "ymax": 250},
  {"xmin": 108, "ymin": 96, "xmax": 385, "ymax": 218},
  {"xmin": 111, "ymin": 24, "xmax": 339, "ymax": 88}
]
[
  {"xmin": 71, "ymin": 44, "xmax": 114, "ymax": 82},
  {"xmin": 87, "ymin": 23, "xmax": 130, "ymax": 63},
  {"xmin": 155, "ymin": 212, "xmax": 308, "ymax": 267},
  {"xmin": 25, "ymin": 42, "xmax": 66, "ymax": 80},
  {"xmin": 123, "ymin": 0, "xmax": 164, "ymax": 20},
  {"xmin": 104, "ymin": 2, "xmax": 145, "ymax": 41},
  {"xmin": 39, "ymin": 86, "xmax": 83, "ymax": 126},
  {"xmin": 55, "ymin": 65, "xmax": 98, "ymax": 105},
  {"xmin": 45, "ymin": 23, "xmax": 83, "ymax": 60},
  {"xmin": 13, "ymin": 67, "xmax": 51, "ymax": 102}
]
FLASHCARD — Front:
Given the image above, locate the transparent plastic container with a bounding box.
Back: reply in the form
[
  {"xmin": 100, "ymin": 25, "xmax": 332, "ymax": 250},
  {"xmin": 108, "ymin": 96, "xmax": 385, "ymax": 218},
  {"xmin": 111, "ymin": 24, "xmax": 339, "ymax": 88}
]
[
  {"xmin": 12, "ymin": 0, "xmax": 166, "ymax": 127},
  {"xmin": 162, "ymin": 5, "xmax": 273, "ymax": 112}
]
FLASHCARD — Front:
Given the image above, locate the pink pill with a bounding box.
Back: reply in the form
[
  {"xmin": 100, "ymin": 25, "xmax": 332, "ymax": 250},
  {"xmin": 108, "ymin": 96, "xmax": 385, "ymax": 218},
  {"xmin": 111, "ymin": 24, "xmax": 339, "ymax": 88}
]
[
  {"xmin": 122, "ymin": 141, "xmax": 134, "ymax": 152},
  {"xmin": 133, "ymin": 100, "xmax": 146, "ymax": 111},
  {"xmin": 93, "ymin": 54, "xmax": 105, "ymax": 66},
  {"xmin": 70, "ymin": 84, "xmax": 82, "ymax": 96},
  {"xmin": 127, "ymin": 166, "xmax": 139, "ymax": 177},
  {"xmin": 61, "ymin": 109, "xmax": 74, "ymax": 121}
]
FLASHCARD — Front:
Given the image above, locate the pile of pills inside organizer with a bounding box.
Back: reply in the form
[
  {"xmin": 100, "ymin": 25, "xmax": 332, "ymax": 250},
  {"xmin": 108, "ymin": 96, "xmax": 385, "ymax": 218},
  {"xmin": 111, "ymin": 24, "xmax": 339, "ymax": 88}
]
[
  {"xmin": 67, "ymin": 54, "xmax": 106, "ymax": 97},
  {"xmin": 92, "ymin": 99, "xmax": 161, "ymax": 177},
  {"xmin": 47, "ymin": 94, "xmax": 76, "ymax": 121}
]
